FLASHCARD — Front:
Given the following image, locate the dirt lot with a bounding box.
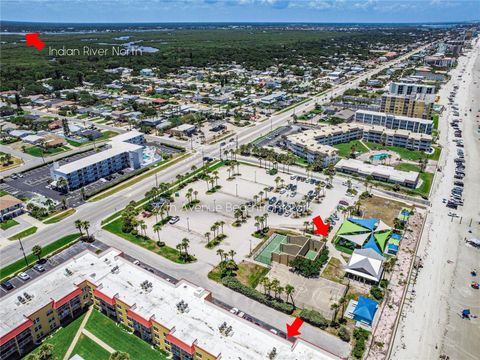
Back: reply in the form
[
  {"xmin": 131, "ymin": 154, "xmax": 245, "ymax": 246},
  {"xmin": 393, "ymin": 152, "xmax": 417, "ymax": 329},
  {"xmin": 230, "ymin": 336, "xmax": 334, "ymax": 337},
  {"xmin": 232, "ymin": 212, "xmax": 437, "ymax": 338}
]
[
  {"xmin": 361, "ymin": 195, "xmax": 410, "ymax": 226},
  {"xmin": 259, "ymin": 262, "xmax": 347, "ymax": 320}
]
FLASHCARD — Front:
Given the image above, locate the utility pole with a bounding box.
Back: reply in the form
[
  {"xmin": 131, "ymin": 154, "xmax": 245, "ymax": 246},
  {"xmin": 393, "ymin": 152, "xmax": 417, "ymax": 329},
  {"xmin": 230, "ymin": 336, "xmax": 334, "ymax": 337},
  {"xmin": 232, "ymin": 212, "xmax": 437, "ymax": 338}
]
[
  {"xmin": 187, "ymin": 217, "xmax": 190, "ymax": 232},
  {"xmin": 18, "ymin": 236, "xmax": 29, "ymax": 267}
]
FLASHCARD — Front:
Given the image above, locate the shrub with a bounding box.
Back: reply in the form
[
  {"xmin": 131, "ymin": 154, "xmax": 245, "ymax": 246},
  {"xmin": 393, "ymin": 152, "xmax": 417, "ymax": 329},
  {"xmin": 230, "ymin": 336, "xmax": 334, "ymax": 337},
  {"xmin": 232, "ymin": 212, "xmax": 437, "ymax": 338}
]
[
  {"xmin": 352, "ymin": 328, "xmax": 370, "ymax": 359},
  {"xmin": 221, "ymin": 276, "xmax": 293, "ymax": 314},
  {"xmin": 338, "ymin": 326, "xmax": 351, "ymax": 342},
  {"xmin": 379, "ymin": 279, "xmax": 389, "ymax": 289},
  {"xmin": 370, "ymin": 286, "xmax": 384, "ymax": 301},
  {"xmin": 299, "ymin": 309, "xmax": 329, "ymax": 329}
]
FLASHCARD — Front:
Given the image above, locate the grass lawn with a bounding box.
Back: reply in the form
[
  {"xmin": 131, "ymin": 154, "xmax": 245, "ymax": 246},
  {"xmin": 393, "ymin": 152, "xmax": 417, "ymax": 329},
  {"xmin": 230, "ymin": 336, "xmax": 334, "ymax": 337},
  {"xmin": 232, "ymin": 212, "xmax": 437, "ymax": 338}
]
[
  {"xmin": 0, "ymin": 218, "xmax": 19, "ymax": 230},
  {"xmin": 0, "ymin": 233, "xmax": 81, "ymax": 280},
  {"xmin": 103, "ymin": 219, "xmax": 195, "ymax": 264},
  {"xmin": 417, "ymin": 172, "xmax": 434, "ymax": 197},
  {"xmin": 8, "ymin": 226, "xmax": 38, "ymax": 240},
  {"xmin": 0, "ymin": 190, "xmax": 8, "ymax": 196},
  {"xmin": 68, "ymin": 131, "xmax": 119, "ymax": 147},
  {"xmin": 394, "ymin": 163, "xmax": 421, "ymax": 172},
  {"xmin": 43, "ymin": 208, "xmax": 76, "ymax": 224},
  {"xmin": 432, "ymin": 113, "xmax": 439, "ymax": 130},
  {"xmin": 428, "ymin": 147, "xmax": 442, "ymax": 161},
  {"xmin": 321, "ymin": 257, "xmax": 346, "ymax": 283},
  {"xmin": 236, "ymin": 261, "xmax": 269, "ymax": 288},
  {"xmin": 0, "ymin": 155, "xmax": 23, "ymax": 171},
  {"xmin": 85, "ymin": 310, "xmax": 169, "ymax": 360},
  {"xmin": 24, "ymin": 145, "xmax": 69, "ymax": 157},
  {"xmin": 71, "ymin": 334, "xmax": 110, "ymax": 360},
  {"xmin": 30, "ymin": 313, "xmax": 86, "ymax": 359},
  {"xmin": 333, "ymin": 140, "xmax": 369, "ymax": 158},
  {"xmin": 89, "ymin": 153, "xmax": 191, "ymax": 202},
  {"xmin": 365, "ymin": 142, "xmax": 428, "ymax": 161}
]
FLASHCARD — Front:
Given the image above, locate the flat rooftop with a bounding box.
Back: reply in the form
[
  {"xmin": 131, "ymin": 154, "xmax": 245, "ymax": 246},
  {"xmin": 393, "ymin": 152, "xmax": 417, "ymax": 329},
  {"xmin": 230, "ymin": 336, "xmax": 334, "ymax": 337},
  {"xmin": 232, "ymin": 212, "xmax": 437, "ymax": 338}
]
[
  {"xmin": 335, "ymin": 158, "xmax": 419, "ymax": 184},
  {"xmin": 0, "ymin": 248, "xmax": 338, "ymax": 360},
  {"xmin": 355, "ymin": 109, "xmax": 434, "ymax": 126}
]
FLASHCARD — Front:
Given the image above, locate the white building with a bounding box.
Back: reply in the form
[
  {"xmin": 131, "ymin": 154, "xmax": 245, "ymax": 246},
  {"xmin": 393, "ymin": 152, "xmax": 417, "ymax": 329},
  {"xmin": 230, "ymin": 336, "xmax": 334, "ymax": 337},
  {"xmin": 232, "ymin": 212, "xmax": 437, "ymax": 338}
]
[
  {"xmin": 344, "ymin": 248, "xmax": 385, "ymax": 284},
  {"xmin": 334, "ymin": 158, "xmax": 419, "ymax": 188},
  {"xmin": 50, "ymin": 131, "xmax": 159, "ymax": 190},
  {"xmin": 355, "ymin": 109, "xmax": 433, "ymax": 135}
]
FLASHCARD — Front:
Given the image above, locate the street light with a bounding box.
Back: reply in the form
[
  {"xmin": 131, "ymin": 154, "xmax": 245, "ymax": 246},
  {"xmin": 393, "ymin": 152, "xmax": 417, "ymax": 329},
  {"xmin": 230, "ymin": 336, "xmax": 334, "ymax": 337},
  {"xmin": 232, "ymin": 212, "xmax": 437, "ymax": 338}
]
[{"xmin": 187, "ymin": 217, "xmax": 190, "ymax": 232}]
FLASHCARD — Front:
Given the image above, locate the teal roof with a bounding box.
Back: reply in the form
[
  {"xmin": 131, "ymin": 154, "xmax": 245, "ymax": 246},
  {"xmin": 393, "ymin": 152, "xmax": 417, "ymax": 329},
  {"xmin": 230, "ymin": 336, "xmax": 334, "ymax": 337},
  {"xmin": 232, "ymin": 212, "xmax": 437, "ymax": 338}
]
[
  {"xmin": 353, "ymin": 296, "xmax": 379, "ymax": 325},
  {"xmin": 349, "ymin": 217, "xmax": 378, "ymax": 231},
  {"xmin": 363, "ymin": 234, "xmax": 383, "ymax": 255}
]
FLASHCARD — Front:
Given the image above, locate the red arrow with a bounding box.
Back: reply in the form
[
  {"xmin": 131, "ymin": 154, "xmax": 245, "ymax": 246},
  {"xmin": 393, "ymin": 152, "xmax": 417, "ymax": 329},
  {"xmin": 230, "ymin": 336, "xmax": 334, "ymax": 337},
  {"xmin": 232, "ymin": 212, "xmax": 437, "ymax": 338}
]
[
  {"xmin": 25, "ymin": 33, "xmax": 45, "ymax": 51},
  {"xmin": 286, "ymin": 317, "xmax": 304, "ymax": 337},
  {"xmin": 312, "ymin": 215, "xmax": 330, "ymax": 236}
]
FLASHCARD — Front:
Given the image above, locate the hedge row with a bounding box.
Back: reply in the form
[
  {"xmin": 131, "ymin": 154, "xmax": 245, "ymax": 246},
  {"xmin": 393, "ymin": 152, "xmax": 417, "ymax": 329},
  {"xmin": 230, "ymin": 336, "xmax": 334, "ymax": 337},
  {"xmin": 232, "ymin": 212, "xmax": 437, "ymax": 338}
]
[
  {"xmin": 222, "ymin": 276, "xmax": 294, "ymax": 314},
  {"xmin": 299, "ymin": 308, "xmax": 329, "ymax": 329}
]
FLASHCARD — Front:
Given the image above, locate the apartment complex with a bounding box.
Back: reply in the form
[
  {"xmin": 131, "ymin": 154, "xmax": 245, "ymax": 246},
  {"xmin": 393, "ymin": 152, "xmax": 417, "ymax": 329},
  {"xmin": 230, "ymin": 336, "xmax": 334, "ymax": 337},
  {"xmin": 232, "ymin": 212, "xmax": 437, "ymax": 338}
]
[
  {"xmin": 285, "ymin": 132, "xmax": 339, "ymax": 166},
  {"xmin": 380, "ymin": 93, "xmax": 434, "ymax": 120},
  {"xmin": 50, "ymin": 131, "xmax": 156, "ymax": 190},
  {"xmin": 335, "ymin": 158, "xmax": 419, "ymax": 188},
  {"xmin": 362, "ymin": 125, "xmax": 432, "ymax": 152},
  {"xmin": 0, "ymin": 248, "xmax": 337, "ymax": 360},
  {"xmin": 355, "ymin": 109, "xmax": 433, "ymax": 134},
  {"xmin": 388, "ymin": 82, "xmax": 435, "ymax": 96},
  {"xmin": 285, "ymin": 122, "xmax": 431, "ymax": 164}
]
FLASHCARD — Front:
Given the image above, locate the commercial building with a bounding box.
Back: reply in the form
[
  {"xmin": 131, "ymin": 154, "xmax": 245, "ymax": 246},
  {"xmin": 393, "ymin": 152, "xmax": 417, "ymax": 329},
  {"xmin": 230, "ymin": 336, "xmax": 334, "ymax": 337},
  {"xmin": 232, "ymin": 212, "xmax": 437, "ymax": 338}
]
[
  {"xmin": 380, "ymin": 93, "xmax": 434, "ymax": 120},
  {"xmin": 50, "ymin": 131, "xmax": 159, "ymax": 190},
  {"xmin": 388, "ymin": 82, "xmax": 435, "ymax": 96},
  {"xmin": 0, "ymin": 195, "xmax": 24, "ymax": 221},
  {"xmin": 355, "ymin": 109, "xmax": 433, "ymax": 134},
  {"xmin": 0, "ymin": 248, "xmax": 338, "ymax": 360},
  {"xmin": 169, "ymin": 123, "xmax": 196, "ymax": 137},
  {"xmin": 344, "ymin": 248, "xmax": 385, "ymax": 284},
  {"xmin": 334, "ymin": 158, "xmax": 419, "ymax": 188}
]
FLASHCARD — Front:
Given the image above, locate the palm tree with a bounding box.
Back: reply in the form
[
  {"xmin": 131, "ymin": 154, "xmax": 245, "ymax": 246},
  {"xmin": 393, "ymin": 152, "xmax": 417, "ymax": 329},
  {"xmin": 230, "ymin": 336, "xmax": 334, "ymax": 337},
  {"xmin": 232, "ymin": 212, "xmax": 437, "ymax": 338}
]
[
  {"xmin": 228, "ymin": 249, "xmax": 236, "ymax": 260},
  {"xmin": 205, "ymin": 231, "xmax": 211, "ymax": 242},
  {"xmin": 270, "ymin": 279, "xmax": 280, "ymax": 299},
  {"xmin": 32, "ymin": 245, "xmax": 42, "ymax": 261},
  {"xmin": 56, "ymin": 177, "xmax": 68, "ymax": 193},
  {"xmin": 153, "ymin": 224, "xmax": 162, "ymax": 242},
  {"xmin": 181, "ymin": 238, "xmax": 190, "ymax": 256},
  {"xmin": 216, "ymin": 248, "xmax": 225, "ymax": 262},
  {"xmin": 261, "ymin": 277, "xmax": 270, "ymax": 296},
  {"xmin": 82, "ymin": 220, "xmax": 91, "ymax": 240},
  {"xmin": 285, "ymin": 284, "xmax": 295, "ymax": 307},
  {"xmin": 75, "ymin": 220, "xmax": 83, "ymax": 235},
  {"xmin": 277, "ymin": 285, "xmax": 284, "ymax": 301},
  {"xmin": 193, "ymin": 190, "xmax": 198, "ymax": 201},
  {"xmin": 219, "ymin": 220, "xmax": 225, "ymax": 234}
]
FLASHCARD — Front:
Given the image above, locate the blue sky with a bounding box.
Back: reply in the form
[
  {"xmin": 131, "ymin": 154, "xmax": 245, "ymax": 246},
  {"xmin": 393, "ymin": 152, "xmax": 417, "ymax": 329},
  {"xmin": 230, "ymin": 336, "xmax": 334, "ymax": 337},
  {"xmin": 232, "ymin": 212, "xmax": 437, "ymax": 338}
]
[{"xmin": 1, "ymin": 0, "xmax": 479, "ymax": 23}]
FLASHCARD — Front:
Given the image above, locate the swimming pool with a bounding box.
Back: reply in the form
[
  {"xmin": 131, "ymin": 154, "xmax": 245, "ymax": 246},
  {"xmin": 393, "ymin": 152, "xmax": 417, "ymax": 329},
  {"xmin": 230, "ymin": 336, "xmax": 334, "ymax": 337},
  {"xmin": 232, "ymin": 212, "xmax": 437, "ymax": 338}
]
[{"xmin": 371, "ymin": 153, "xmax": 389, "ymax": 161}]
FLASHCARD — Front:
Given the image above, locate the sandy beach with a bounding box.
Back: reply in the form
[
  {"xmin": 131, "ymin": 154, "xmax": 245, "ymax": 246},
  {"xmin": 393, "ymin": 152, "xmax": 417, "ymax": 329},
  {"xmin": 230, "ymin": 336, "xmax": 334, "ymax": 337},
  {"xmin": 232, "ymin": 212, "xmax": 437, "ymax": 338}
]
[{"xmin": 391, "ymin": 39, "xmax": 480, "ymax": 360}]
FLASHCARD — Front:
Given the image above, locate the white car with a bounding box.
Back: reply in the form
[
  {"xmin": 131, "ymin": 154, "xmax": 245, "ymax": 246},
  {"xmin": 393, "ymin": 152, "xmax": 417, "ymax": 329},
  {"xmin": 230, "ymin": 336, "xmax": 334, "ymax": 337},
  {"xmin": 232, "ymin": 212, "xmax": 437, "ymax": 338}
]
[
  {"xmin": 230, "ymin": 307, "xmax": 238, "ymax": 315},
  {"xmin": 17, "ymin": 272, "xmax": 31, "ymax": 281}
]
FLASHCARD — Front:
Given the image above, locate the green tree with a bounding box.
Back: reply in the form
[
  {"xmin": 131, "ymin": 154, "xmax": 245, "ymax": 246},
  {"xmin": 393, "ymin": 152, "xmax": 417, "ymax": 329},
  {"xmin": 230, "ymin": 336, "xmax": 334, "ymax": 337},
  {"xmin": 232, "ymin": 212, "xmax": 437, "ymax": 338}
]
[
  {"xmin": 109, "ymin": 352, "xmax": 130, "ymax": 360},
  {"xmin": 32, "ymin": 245, "xmax": 42, "ymax": 261}
]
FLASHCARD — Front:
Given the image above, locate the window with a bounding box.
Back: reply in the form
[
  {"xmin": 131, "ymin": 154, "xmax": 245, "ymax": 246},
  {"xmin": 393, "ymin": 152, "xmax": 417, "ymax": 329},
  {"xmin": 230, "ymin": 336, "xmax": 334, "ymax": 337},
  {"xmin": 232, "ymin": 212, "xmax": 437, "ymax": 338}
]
[{"xmin": 33, "ymin": 318, "xmax": 40, "ymax": 324}]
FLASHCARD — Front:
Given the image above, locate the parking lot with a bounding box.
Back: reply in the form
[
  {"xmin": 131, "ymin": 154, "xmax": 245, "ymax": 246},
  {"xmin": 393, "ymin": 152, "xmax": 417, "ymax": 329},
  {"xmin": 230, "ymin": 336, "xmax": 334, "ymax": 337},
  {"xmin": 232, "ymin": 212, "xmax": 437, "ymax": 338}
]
[
  {"xmin": 141, "ymin": 163, "xmax": 354, "ymax": 265},
  {"xmin": 0, "ymin": 239, "xmax": 109, "ymax": 297}
]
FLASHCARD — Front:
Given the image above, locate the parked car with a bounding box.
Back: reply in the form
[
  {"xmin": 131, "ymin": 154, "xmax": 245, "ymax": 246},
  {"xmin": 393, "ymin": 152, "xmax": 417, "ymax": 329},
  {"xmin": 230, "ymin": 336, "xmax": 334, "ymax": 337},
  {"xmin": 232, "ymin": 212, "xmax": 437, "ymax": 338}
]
[
  {"xmin": 1, "ymin": 281, "xmax": 14, "ymax": 291},
  {"xmin": 33, "ymin": 264, "xmax": 45, "ymax": 272},
  {"xmin": 17, "ymin": 272, "xmax": 31, "ymax": 281},
  {"xmin": 168, "ymin": 216, "xmax": 180, "ymax": 225}
]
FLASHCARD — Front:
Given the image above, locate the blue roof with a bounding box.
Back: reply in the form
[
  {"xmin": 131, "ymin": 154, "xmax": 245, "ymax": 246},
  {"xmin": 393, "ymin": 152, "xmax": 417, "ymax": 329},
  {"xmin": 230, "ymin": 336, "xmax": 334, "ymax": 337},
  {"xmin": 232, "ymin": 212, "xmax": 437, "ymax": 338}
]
[
  {"xmin": 353, "ymin": 296, "xmax": 378, "ymax": 324},
  {"xmin": 391, "ymin": 233, "xmax": 402, "ymax": 240},
  {"xmin": 388, "ymin": 244, "xmax": 399, "ymax": 251},
  {"xmin": 363, "ymin": 234, "xmax": 382, "ymax": 255},
  {"xmin": 348, "ymin": 217, "xmax": 378, "ymax": 231}
]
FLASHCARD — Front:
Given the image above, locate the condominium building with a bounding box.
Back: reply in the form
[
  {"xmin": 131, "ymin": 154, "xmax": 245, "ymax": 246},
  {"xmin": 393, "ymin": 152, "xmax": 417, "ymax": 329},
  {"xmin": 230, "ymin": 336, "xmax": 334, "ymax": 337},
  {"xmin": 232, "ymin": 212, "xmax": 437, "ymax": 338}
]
[
  {"xmin": 388, "ymin": 82, "xmax": 435, "ymax": 96},
  {"xmin": 380, "ymin": 93, "xmax": 434, "ymax": 120},
  {"xmin": 50, "ymin": 131, "xmax": 159, "ymax": 190},
  {"xmin": 355, "ymin": 109, "xmax": 433, "ymax": 134},
  {"xmin": 0, "ymin": 248, "xmax": 338, "ymax": 360},
  {"xmin": 362, "ymin": 125, "xmax": 432, "ymax": 152},
  {"xmin": 285, "ymin": 130, "xmax": 340, "ymax": 166},
  {"xmin": 335, "ymin": 158, "xmax": 419, "ymax": 188},
  {"xmin": 423, "ymin": 55, "xmax": 457, "ymax": 68}
]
